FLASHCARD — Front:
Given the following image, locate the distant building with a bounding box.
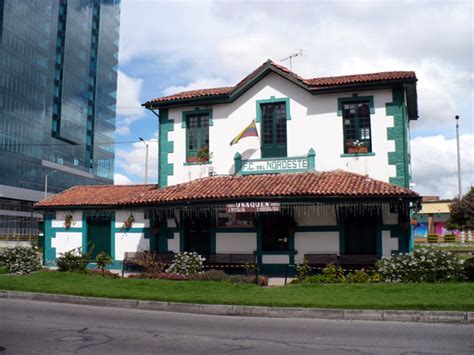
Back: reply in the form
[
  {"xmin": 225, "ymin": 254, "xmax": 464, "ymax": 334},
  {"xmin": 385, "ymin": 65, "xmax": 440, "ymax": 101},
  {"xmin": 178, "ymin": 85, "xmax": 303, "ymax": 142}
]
[
  {"xmin": 0, "ymin": 0, "xmax": 120, "ymax": 241},
  {"xmin": 36, "ymin": 60, "xmax": 420, "ymax": 275}
]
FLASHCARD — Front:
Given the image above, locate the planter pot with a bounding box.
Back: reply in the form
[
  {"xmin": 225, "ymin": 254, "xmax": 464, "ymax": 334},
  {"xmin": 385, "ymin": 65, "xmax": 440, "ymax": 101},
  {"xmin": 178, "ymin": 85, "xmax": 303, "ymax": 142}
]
[
  {"xmin": 186, "ymin": 157, "xmax": 209, "ymax": 163},
  {"xmin": 347, "ymin": 146, "xmax": 369, "ymax": 154}
]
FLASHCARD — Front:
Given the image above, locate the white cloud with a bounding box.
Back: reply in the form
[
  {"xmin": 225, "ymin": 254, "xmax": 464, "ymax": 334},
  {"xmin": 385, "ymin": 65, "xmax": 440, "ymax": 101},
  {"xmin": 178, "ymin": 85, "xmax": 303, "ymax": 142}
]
[
  {"xmin": 411, "ymin": 134, "xmax": 474, "ymax": 198},
  {"xmin": 114, "ymin": 173, "xmax": 134, "ymax": 185},
  {"xmin": 116, "ymin": 70, "xmax": 145, "ymax": 135},
  {"xmin": 162, "ymin": 78, "xmax": 229, "ymax": 96},
  {"xmin": 115, "ymin": 134, "xmax": 159, "ymax": 184},
  {"xmin": 119, "ymin": 0, "xmax": 473, "ymax": 136}
]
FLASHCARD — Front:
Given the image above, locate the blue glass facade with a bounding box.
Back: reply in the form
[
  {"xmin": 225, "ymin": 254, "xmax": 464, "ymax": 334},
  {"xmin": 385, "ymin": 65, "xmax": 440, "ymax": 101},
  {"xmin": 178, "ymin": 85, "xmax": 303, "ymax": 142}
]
[{"xmin": 0, "ymin": 0, "xmax": 120, "ymax": 238}]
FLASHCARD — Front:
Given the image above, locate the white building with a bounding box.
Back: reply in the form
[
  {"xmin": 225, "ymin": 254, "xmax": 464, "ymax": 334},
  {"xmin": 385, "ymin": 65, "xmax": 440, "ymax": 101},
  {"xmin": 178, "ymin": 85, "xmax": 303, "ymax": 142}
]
[{"xmin": 37, "ymin": 60, "xmax": 420, "ymax": 275}]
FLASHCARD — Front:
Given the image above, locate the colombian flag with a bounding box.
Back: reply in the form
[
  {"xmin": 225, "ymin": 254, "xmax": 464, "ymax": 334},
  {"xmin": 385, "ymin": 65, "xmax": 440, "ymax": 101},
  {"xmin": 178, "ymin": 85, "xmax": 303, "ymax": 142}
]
[{"xmin": 229, "ymin": 119, "xmax": 259, "ymax": 146}]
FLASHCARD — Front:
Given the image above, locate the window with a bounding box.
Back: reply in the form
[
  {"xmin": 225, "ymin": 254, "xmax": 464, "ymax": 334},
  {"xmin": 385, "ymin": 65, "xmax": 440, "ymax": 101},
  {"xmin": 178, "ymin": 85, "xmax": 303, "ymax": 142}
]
[
  {"xmin": 342, "ymin": 101, "xmax": 372, "ymax": 154},
  {"xmin": 261, "ymin": 102, "xmax": 287, "ymax": 158},
  {"xmin": 186, "ymin": 113, "xmax": 209, "ymax": 163}
]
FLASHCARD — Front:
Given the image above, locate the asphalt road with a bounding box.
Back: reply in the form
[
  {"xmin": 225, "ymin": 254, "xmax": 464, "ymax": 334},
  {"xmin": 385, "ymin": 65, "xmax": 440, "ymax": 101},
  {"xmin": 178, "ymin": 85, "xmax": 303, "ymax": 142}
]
[{"xmin": 0, "ymin": 299, "xmax": 473, "ymax": 354}]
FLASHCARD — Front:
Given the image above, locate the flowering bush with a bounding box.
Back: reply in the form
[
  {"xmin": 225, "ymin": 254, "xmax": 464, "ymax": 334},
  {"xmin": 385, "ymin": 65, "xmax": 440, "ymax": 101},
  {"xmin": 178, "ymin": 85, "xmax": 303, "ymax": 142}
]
[
  {"xmin": 376, "ymin": 248, "xmax": 465, "ymax": 283},
  {"xmin": 158, "ymin": 273, "xmax": 189, "ymax": 280},
  {"xmin": 304, "ymin": 264, "xmax": 345, "ymax": 284},
  {"xmin": 0, "ymin": 247, "xmax": 42, "ymax": 274},
  {"xmin": 166, "ymin": 251, "xmax": 205, "ymax": 276}
]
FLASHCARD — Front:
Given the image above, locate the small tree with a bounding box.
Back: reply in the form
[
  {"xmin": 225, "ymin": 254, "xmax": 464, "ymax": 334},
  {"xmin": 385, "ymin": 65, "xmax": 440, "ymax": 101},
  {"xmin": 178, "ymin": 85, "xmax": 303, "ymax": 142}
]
[
  {"xmin": 95, "ymin": 252, "xmax": 113, "ymax": 275},
  {"xmin": 446, "ymin": 187, "xmax": 474, "ymax": 233}
]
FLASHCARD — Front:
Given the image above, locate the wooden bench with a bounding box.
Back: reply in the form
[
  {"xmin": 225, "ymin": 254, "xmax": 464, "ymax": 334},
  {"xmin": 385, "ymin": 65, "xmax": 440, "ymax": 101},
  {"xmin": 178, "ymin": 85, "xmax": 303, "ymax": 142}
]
[
  {"xmin": 304, "ymin": 253, "xmax": 339, "ymax": 266},
  {"xmin": 206, "ymin": 253, "xmax": 256, "ymax": 269}
]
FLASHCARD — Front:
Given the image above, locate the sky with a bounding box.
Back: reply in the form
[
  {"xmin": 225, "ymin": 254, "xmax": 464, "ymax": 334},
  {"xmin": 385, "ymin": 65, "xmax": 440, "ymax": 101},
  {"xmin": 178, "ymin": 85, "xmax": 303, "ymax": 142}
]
[{"xmin": 114, "ymin": 0, "xmax": 473, "ymax": 199}]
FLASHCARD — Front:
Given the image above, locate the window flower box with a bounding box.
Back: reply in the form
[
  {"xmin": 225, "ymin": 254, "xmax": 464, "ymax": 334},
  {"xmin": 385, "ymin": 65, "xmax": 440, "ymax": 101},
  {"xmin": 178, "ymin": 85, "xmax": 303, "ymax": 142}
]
[{"xmin": 347, "ymin": 146, "xmax": 369, "ymax": 154}]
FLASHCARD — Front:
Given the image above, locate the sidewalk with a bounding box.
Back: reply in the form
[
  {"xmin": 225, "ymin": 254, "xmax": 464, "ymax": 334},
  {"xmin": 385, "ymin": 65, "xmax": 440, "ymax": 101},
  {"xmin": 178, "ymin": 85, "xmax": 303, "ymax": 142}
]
[{"xmin": 1, "ymin": 289, "xmax": 473, "ymax": 324}]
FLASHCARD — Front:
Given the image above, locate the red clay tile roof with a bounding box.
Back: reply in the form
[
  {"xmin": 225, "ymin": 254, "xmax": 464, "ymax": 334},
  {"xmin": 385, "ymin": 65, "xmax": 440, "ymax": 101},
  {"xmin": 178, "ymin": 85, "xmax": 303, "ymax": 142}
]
[
  {"xmin": 129, "ymin": 171, "xmax": 418, "ymax": 205},
  {"xmin": 304, "ymin": 71, "xmax": 417, "ymax": 88},
  {"xmin": 34, "ymin": 184, "xmax": 157, "ymax": 209},
  {"xmin": 34, "ymin": 171, "xmax": 418, "ymax": 209},
  {"xmin": 144, "ymin": 60, "xmax": 416, "ymax": 105}
]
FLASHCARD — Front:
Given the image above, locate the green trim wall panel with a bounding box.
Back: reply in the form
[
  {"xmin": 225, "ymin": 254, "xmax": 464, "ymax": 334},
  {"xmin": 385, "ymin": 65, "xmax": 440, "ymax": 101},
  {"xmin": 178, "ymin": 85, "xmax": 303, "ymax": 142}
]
[
  {"xmin": 158, "ymin": 109, "xmax": 174, "ymax": 187},
  {"xmin": 386, "ymin": 87, "xmax": 409, "ymax": 188}
]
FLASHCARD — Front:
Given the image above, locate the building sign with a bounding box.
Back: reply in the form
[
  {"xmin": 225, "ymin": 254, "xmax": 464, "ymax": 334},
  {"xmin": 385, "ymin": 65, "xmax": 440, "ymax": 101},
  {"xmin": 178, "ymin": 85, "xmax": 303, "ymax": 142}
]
[
  {"xmin": 241, "ymin": 157, "xmax": 308, "ymax": 175},
  {"xmin": 226, "ymin": 202, "xmax": 281, "ymax": 213}
]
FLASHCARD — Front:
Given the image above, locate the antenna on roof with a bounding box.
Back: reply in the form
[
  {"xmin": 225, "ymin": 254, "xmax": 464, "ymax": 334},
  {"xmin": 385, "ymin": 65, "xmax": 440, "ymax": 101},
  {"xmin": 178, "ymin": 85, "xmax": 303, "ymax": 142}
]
[{"xmin": 280, "ymin": 49, "xmax": 307, "ymax": 71}]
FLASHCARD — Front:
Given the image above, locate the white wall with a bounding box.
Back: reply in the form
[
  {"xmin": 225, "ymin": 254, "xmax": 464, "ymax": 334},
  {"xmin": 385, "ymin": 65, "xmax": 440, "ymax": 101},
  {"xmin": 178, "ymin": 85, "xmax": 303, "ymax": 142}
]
[
  {"xmin": 382, "ymin": 230, "xmax": 399, "ymax": 256},
  {"xmin": 168, "ymin": 232, "xmax": 180, "ymax": 253},
  {"xmin": 215, "ymin": 233, "xmax": 257, "ymax": 253},
  {"xmin": 52, "ymin": 211, "xmax": 83, "ymax": 228},
  {"xmin": 52, "ymin": 232, "xmax": 82, "ymax": 257},
  {"xmin": 383, "ymin": 211, "xmax": 399, "ymax": 225},
  {"xmin": 165, "ymin": 72, "xmax": 398, "ymax": 186},
  {"xmin": 114, "ymin": 210, "xmax": 149, "ymax": 229},
  {"xmin": 114, "ymin": 232, "xmax": 149, "ymax": 261},
  {"xmin": 294, "ymin": 231, "xmax": 340, "ymax": 263}
]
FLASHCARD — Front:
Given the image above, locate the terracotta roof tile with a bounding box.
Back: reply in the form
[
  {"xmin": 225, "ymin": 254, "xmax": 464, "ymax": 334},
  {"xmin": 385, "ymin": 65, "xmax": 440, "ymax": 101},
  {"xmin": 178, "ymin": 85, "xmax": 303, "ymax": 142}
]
[
  {"xmin": 129, "ymin": 171, "xmax": 418, "ymax": 205},
  {"xmin": 35, "ymin": 171, "xmax": 418, "ymax": 209},
  {"xmin": 35, "ymin": 184, "xmax": 157, "ymax": 209},
  {"xmin": 144, "ymin": 60, "xmax": 416, "ymax": 105}
]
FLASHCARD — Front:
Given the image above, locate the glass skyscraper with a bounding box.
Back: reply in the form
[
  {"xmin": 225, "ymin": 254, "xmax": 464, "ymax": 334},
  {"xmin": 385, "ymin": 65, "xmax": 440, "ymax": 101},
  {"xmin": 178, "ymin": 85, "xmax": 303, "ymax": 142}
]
[{"xmin": 0, "ymin": 0, "xmax": 120, "ymax": 240}]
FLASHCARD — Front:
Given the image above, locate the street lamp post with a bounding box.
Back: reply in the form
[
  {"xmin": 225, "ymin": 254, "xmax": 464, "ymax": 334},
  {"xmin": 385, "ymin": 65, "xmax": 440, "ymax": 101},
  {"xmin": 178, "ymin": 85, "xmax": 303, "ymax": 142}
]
[
  {"xmin": 139, "ymin": 138, "xmax": 149, "ymax": 184},
  {"xmin": 44, "ymin": 170, "xmax": 58, "ymax": 199},
  {"xmin": 455, "ymin": 115, "xmax": 462, "ymax": 198}
]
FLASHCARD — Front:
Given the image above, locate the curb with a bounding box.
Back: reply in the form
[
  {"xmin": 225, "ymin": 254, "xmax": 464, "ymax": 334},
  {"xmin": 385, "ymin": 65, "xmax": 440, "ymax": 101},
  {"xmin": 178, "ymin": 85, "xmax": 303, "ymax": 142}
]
[{"xmin": 1, "ymin": 290, "xmax": 472, "ymax": 324}]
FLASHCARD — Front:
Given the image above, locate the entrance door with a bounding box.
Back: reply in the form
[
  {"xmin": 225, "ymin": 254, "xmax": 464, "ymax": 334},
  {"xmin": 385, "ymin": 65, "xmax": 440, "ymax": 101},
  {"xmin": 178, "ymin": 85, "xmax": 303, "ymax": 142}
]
[
  {"xmin": 344, "ymin": 214, "xmax": 377, "ymax": 255},
  {"xmin": 185, "ymin": 217, "xmax": 211, "ymax": 256},
  {"xmin": 261, "ymin": 214, "xmax": 290, "ymax": 251},
  {"xmin": 87, "ymin": 219, "xmax": 111, "ymax": 259},
  {"xmin": 261, "ymin": 102, "xmax": 287, "ymax": 158}
]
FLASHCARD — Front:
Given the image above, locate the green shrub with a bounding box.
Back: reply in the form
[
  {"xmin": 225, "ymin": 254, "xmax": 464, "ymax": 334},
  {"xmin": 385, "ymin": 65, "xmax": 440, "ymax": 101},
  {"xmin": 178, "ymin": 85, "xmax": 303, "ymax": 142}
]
[
  {"xmin": 95, "ymin": 252, "xmax": 113, "ymax": 275},
  {"xmin": 464, "ymin": 257, "xmax": 474, "ymax": 282},
  {"xmin": 345, "ymin": 269, "xmax": 370, "ymax": 283},
  {"xmin": 304, "ymin": 264, "xmax": 345, "ymax": 284},
  {"xmin": 376, "ymin": 248, "xmax": 465, "ymax": 282},
  {"xmin": 190, "ymin": 269, "xmax": 229, "ymax": 281},
  {"xmin": 166, "ymin": 251, "xmax": 205, "ymax": 276},
  {"xmin": 0, "ymin": 247, "xmax": 42, "ymax": 274},
  {"xmin": 443, "ymin": 234, "xmax": 456, "ymax": 243},
  {"xmin": 57, "ymin": 246, "xmax": 94, "ymax": 272},
  {"xmin": 296, "ymin": 258, "xmax": 311, "ymax": 281},
  {"xmin": 427, "ymin": 234, "xmax": 439, "ymax": 243}
]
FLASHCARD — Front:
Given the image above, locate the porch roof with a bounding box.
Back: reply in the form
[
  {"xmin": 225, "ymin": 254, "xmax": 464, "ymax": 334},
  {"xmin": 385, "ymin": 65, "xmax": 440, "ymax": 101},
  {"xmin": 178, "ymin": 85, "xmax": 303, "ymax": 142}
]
[{"xmin": 35, "ymin": 170, "xmax": 418, "ymax": 210}]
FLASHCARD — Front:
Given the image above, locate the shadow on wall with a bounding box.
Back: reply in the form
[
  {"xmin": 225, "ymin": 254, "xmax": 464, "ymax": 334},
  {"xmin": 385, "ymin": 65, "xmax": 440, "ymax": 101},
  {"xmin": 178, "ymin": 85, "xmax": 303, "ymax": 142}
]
[{"xmin": 227, "ymin": 148, "xmax": 257, "ymax": 175}]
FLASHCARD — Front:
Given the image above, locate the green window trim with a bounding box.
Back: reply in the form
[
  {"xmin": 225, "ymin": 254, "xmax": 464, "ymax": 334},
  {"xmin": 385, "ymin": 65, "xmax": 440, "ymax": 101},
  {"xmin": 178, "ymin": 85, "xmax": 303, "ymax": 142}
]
[
  {"xmin": 185, "ymin": 112, "xmax": 210, "ymax": 162},
  {"xmin": 255, "ymin": 96, "xmax": 291, "ymax": 123},
  {"xmin": 183, "ymin": 160, "xmax": 213, "ymax": 166},
  {"xmin": 340, "ymin": 152, "xmax": 376, "ymax": 157},
  {"xmin": 181, "ymin": 108, "xmax": 213, "ymax": 128},
  {"xmin": 158, "ymin": 108, "xmax": 174, "ymax": 187},
  {"xmin": 339, "ymin": 95, "xmax": 374, "ymax": 155},
  {"xmin": 337, "ymin": 95, "xmax": 375, "ymax": 116}
]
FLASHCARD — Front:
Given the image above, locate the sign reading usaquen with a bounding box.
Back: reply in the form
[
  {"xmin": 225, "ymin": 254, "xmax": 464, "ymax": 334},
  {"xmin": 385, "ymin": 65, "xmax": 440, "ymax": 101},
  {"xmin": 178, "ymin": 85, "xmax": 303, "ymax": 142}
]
[{"xmin": 226, "ymin": 202, "xmax": 281, "ymax": 213}]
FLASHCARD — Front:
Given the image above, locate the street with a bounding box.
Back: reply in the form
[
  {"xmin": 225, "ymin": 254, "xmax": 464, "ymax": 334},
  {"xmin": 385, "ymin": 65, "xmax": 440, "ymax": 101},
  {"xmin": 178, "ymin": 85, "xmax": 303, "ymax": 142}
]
[{"xmin": 0, "ymin": 298, "xmax": 473, "ymax": 354}]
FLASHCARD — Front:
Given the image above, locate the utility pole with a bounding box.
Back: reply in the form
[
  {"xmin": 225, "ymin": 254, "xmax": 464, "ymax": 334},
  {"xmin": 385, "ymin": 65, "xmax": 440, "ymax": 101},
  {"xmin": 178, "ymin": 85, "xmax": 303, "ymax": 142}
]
[
  {"xmin": 139, "ymin": 138, "xmax": 149, "ymax": 184},
  {"xmin": 455, "ymin": 115, "xmax": 462, "ymax": 198}
]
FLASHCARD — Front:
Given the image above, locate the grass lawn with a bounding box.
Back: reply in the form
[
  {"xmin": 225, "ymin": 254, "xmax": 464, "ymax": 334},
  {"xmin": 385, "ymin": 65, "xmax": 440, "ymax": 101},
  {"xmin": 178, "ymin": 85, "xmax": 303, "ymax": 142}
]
[{"xmin": 1, "ymin": 271, "xmax": 474, "ymax": 311}]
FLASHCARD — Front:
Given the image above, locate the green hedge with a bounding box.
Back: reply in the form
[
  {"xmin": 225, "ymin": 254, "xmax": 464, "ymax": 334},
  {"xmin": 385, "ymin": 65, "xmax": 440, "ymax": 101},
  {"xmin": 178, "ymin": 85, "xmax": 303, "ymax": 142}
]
[{"xmin": 428, "ymin": 234, "xmax": 439, "ymax": 243}]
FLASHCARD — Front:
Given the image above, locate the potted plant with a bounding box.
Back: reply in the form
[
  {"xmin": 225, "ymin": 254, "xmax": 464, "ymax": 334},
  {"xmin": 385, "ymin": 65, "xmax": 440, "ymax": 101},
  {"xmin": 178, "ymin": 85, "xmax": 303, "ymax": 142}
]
[
  {"xmin": 347, "ymin": 140, "xmax": 369, "ymax": 154},
  {"xmin": 196, "ymin": 145, "xmax": 210, "ymax": 162},
  {"xmin": 64, "ymin": 213, "xmax": 73, "ymax": 229},
  {"xmin": 122, "ymin": 213, "xmax": 135, "ymax": 230}
]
